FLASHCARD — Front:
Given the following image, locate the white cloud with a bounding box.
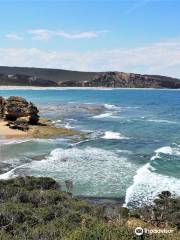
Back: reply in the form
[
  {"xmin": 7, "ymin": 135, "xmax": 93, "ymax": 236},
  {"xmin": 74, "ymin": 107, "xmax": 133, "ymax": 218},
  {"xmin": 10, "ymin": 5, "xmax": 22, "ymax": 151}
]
[
  {"xmin": 27, "ymin": 29, "xmax": 108, "ymax": 40},
  {"xmin": 5, "ymin": 33, "xmax": 23, "ymax": 40},
  {"xmin": 27, "ymin": 29, "xmax": 52, "ymax": 40},
  {"xmin": 56, "ymin": 31, "xmax": 98, "ymax": 39},
  {"xmin": 0, "ymin": 39, "xmax": 180, "ymax": 78}
]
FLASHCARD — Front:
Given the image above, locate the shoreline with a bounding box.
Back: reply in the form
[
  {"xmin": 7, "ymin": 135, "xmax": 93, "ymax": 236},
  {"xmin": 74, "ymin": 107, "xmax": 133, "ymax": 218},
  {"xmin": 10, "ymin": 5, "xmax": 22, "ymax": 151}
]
[
  {"xmin": 0, "ymin": 119, "xmax": 83, "ymax": 140},
  {"xmin": 1, "ymin": 85, "xmax": 180, "ymax": 90}
]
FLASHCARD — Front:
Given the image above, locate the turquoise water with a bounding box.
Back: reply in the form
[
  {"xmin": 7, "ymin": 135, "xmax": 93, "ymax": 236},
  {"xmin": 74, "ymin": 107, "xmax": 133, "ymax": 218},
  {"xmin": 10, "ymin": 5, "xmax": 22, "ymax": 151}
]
[{"xmin": 0, "ymin": 88, "xmax": 180, "ymax": 207}]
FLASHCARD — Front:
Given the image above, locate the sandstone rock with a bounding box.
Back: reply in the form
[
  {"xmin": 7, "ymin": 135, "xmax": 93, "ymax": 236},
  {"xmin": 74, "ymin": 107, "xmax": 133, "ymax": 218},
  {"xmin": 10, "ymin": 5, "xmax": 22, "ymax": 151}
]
[
  {"xmin": 0, "ymin": 96, "xmax": 39, "ymax": 123},
  {"xmin": 5, "ymin": 96, "xmax": 29, "ymax": 120},
  {"xmin": 0, "ymin": 96, "xmax": 5, "ymax": 118}
]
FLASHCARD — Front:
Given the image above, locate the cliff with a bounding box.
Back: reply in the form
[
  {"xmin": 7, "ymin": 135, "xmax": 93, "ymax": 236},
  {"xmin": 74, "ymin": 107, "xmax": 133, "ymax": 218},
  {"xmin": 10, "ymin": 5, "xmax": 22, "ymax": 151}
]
[{"xmin": 0, "ymin": 66, "xmax": 180, "ymax": 88}]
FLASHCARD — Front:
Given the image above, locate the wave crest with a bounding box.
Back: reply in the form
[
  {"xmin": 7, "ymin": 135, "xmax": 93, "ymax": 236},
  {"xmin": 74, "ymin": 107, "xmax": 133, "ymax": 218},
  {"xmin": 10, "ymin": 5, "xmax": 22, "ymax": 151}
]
[
  {"xmin": 101, "ymin": 131, "xmax": 129, "ymax": 140},
  {"xmin": 125, "ymin": 145, "xmax": 180, "ymax": 208},
  {"xmin": 124, "ymin": 163, "xmax": 180, "ymax": 208}
]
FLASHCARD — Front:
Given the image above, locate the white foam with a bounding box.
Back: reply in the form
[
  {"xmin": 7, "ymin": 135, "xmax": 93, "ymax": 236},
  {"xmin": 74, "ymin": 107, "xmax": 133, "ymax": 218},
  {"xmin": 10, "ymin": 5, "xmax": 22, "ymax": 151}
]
[
  {"xmin": 12, "ymin": 147, "xmax": 136, "ymax": 197},
  {"xmin": 125, "ymin": 145, "xmax": 180, "ymax": 208},
  {"xmin": 0, "ymin": 168, "xmax": 18, "ymax": 180},
  {"xmin": 155, "ymin": 146, "xmax": 180, "ymax": 156},
  {"xmin": 53, "ymin": 119, "xmax": 62, "ymax": 124},
  {"xmin": 0, "ymin": 162, "xmax": 29, "ymax": 180},
  {"xmin": 64, "ymin": 123, "xmax": 74, "ymax": 129},
  {"xmin": 150, "ymin": 145, "xmax": 180, "ymax": 161},
  {"xmin": 93, "ymin": 112, "xmax": 113, "ymax": 119},
  {"xmin": 67, "ymin": 118, "xmax": 77, "ymax": 122},
  {"xmin": 104, "ymin": 104, "xmax": 120, "ymax": 110},
  {"xmin": 101, "ymin": 131, "xmax": 129, "ymax": 140},
  {"xmin": 124, "ymin": 163, "xmax": 180, "ymax": 208}
]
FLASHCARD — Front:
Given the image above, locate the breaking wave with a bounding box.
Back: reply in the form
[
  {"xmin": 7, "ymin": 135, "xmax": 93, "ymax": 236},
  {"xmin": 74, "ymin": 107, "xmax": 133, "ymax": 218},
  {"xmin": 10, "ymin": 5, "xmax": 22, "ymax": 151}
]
[
  {"xmin": 104, "ymin": 104, "xmax": 120, "ymax": 110},
  {"xmin": 92, "ymin": 112, "xmax": 113, "ymax": 119},
  {"xmin": 125, "ymin": 145, "xmax": 180, "ymax": 208},
  {"xmin": 124, "ymin": 163, "xmax": 180, "ymax": 208},
  {"xmin": 101, "ymin": 131, "xmax": 129, "ymax": 140},
  {"xmin": 64, "ymin": 123, "xmax": 74, "ymax": 129},
  {"xmin": 1, "ymin": 147, "xmax": 136, "ymax": 197},
  {"xmin": 155, "ymin": 145, "xmax": 180, "ymax": 156}
]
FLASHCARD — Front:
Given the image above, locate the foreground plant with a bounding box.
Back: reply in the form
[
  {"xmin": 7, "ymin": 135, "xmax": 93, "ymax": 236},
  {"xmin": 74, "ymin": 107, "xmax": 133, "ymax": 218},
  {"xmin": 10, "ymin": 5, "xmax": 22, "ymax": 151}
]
[{"xmin": 0, "ymin": 176, "xmax": 179, "ymax": 240}]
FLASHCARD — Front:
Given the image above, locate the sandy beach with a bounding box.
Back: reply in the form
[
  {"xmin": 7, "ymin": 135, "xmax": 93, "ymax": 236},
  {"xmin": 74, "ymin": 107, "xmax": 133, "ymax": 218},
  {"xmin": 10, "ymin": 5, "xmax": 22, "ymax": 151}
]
[
  {"xmin": 0, "ymin": 120, "xmax": 27, "ymax": 138},
  {"xmin": 0, "ymin": 119, "xmax": 82, "ymax": 140}
]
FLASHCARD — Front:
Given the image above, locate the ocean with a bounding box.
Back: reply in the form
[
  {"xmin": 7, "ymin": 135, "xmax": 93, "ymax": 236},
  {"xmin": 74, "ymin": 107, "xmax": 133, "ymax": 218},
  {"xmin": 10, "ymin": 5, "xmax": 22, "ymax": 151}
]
[{"xmin": 0, "ymin": 88, "xmax": 180, "ymax": 208}]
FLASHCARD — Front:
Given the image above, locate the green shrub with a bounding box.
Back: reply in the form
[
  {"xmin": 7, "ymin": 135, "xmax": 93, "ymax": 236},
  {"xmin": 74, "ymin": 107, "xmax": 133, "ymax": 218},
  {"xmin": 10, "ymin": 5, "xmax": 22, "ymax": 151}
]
[
  {"xmin": 133, "ymin": 191, "xmax": 180, "ymax": 229},
  {"xmin": 0, "ymin": 177, "xmax": 179, "ymax": 240},
  {"xmin": 64, "ymin": 223, "xmax": 133, "ymax": 240}
]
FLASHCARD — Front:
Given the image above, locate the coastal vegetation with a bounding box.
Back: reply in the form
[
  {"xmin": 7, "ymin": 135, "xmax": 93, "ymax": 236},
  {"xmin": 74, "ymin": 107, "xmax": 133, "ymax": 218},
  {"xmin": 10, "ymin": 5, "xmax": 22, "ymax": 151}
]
[{"xmin": 0, "ymin": 176, "xmax": 179, "ymax": 240}]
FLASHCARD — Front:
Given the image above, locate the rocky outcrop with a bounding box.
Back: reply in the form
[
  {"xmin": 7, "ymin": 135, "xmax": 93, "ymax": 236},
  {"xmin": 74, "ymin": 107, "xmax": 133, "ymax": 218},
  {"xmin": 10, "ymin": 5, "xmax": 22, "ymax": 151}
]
[
  {"xmin": 0, "ymin": 96, "xmax": 5, "ymax": 118},
  {"xmin": 0, "ymin": 96, "xmax": 39, "ymax": 124},
  {"xmin": 56, "ymin": 71, "xmax": 180, "ymax": 88},
  {"xmin": 7, "ymin": 120, "xmax": 29, "ymax": 131},
  {"xmin": 83, "ymin": 72, "xmax": 180, "ymax": 88}
]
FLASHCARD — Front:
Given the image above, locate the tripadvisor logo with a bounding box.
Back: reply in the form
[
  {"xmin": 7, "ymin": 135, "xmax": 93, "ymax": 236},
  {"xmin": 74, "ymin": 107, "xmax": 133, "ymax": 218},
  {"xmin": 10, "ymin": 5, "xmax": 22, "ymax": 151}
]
[
  {"xmin": 135, "ymin": 226, "xmax": 174, "ymax": 236},
  {"xmin": 135, "ymin": 227, "xmax": 144, "ymax": 236}
]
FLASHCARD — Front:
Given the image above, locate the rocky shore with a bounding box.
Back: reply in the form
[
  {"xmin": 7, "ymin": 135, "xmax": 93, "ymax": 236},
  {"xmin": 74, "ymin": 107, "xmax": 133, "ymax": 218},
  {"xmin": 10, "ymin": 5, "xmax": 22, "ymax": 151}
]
[{"xmin": 0, "ymin": 96, "xmax": 81, "ymax": 139}]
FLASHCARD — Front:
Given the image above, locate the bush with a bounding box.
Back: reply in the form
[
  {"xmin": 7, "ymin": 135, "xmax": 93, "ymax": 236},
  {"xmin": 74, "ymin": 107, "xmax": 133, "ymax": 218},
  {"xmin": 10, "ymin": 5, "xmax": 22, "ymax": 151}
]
[
  {"xmin": 132, "ymin": 191, "xmax": 180, "ymax": 229},
  {"xmin": 0, "ymin": 177, "xmax": 179, "ymax": 240}
]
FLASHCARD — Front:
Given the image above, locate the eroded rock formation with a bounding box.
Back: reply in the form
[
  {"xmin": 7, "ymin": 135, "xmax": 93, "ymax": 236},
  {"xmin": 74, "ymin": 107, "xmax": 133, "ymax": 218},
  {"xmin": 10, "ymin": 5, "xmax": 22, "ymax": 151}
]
[{"xmin": 0, "ymin": 96, "xmax": 39, "ymax": 125}]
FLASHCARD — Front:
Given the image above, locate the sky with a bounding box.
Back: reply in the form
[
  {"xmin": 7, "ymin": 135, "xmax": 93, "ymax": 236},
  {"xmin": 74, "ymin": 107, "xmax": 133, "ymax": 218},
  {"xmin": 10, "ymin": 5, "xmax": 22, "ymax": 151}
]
[{"xmin": 0, "ymin": 0, "xmax": 180, "ymax": 77}]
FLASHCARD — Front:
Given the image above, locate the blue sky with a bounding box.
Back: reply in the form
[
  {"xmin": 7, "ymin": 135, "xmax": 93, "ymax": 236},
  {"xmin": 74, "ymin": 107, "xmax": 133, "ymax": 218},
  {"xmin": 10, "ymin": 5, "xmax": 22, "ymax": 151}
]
[{"xmin": 0, "ymin": 0, "xmax": 180, "ymax": 77}]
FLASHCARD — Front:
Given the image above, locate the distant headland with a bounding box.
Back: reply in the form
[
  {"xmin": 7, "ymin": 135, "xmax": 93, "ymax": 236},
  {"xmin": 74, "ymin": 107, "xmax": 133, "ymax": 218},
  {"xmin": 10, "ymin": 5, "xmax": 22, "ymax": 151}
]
[{"xmin": 0, "ymin": 66, "xmax": 180, "ymax": 88}]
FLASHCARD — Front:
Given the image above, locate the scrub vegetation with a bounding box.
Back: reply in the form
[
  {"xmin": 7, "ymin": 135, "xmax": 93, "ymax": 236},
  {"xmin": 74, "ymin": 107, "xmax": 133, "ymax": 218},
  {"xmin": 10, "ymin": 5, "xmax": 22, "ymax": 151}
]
[{"xmin": 0, "ymin": 176, "xmax": 179, "ymax": 240}]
